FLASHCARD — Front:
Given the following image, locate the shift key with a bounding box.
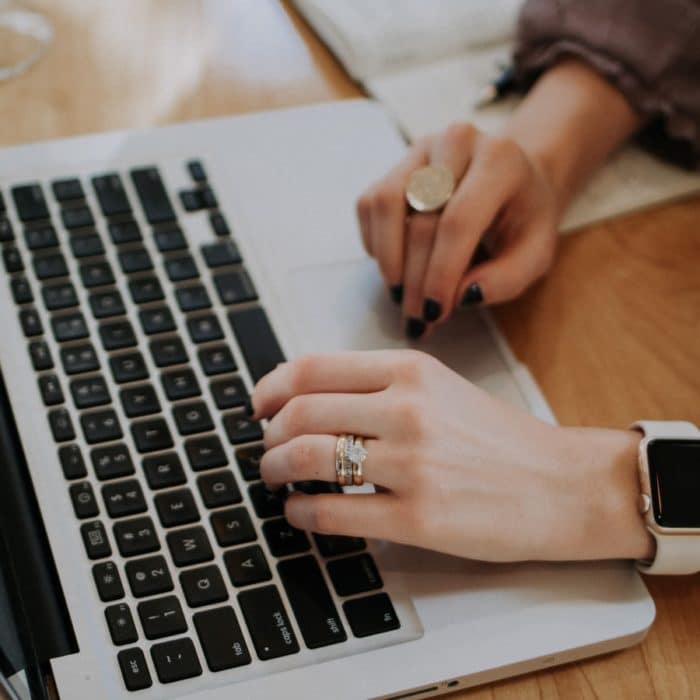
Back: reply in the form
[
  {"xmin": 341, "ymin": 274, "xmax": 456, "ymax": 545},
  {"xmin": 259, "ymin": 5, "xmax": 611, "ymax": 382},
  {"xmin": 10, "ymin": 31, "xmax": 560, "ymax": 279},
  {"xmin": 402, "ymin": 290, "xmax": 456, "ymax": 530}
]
[{"xmin": 237, "ymin": 585, "xmax": 299, "ymax": 660}]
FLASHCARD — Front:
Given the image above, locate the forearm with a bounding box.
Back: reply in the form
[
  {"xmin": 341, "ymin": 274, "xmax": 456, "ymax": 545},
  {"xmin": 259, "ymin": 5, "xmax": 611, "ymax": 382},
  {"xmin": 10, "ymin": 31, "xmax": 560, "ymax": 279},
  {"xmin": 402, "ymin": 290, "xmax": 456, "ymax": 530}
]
[{"xmin": 503, "ymin": 59, "xmax": 644, "ymax": 215}]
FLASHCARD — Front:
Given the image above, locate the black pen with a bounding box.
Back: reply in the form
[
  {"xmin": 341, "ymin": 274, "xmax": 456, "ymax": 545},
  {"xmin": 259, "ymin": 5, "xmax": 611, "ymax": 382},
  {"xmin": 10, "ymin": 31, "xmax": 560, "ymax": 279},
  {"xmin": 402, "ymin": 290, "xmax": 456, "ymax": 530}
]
[{"xmin": 475, "ymin": 64, "xmax": 517, "ymax": 108}]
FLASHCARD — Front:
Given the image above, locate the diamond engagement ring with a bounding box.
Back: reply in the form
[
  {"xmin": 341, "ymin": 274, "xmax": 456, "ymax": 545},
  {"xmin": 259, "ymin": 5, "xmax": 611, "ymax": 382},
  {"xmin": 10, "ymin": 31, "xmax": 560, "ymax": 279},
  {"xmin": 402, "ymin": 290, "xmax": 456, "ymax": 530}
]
[{"xmin": 335, "ymin": 435, "xmax": 368, "ymax": 487}]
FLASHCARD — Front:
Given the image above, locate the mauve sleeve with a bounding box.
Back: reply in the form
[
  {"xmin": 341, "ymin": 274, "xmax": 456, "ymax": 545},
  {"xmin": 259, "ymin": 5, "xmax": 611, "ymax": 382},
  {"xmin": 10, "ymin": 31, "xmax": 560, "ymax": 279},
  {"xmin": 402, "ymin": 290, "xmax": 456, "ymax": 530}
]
[{"xmin": 513, "ymin": 0, "xmax": 700, "ymax": 169}]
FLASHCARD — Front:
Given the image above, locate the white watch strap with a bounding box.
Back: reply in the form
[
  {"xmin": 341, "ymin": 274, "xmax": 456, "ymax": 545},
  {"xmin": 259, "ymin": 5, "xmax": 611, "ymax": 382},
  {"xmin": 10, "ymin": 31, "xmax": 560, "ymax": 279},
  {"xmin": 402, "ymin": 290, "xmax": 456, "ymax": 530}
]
[{"xmin": 633, "ymin": 420, "xmax": 700, "ymax": 575}]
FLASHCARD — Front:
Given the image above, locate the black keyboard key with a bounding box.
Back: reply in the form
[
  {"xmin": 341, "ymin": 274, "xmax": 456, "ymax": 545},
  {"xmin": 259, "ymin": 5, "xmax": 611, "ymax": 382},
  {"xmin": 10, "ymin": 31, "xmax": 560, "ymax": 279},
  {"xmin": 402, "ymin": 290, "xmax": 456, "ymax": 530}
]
[
  {"xmin": 93, "ymin": 561, "xmax": 124, "ymax": 602},
  {"xmin": 209, "ymin": 212, "xmax": 230, "ymax": 237},
  {"xmin": 120, "ymin": 384, "xmax": 160, "ymax": 417},
  {"xmin": 193, "ymin": 607, "xmax": 251, "ymax": 672},
  {"xmin": 238, "ymin": 585, "xmax": 299, "ymax": 660},
  {"xmin": 263, "ymin": 518, "xmax": 310, "ymax": 558},
  {"xmin": 343, "ymin": 593, "xmax": 400, "ymax": 638},
  {"xmin": 154, "ymin": 226, "xmax": 187, "ymax": 253},
  {"xmin": 228, "ymin": 306, "xmax": 285, "ymax": 383},
  {"xmin": 175, "ymin": 285, "xmax": 211, "ymax": 312},
  {"xmin": 224, "ymin": 413, "xmax": 262, "ymax": 445},
  {"xmin": 200, "ymin": 186, "xmax": 217, "ymax": 209},
  {"xmin": 42, "ymin": 282, "xmax": 78, "ymax": 310},
  {"xmin": 25, "ymin": 225, "xmax": 58, "ymax": 250},
  {"xmin": 138, "ymin": 596, "xmax": 187, "ymax": 640},
  {"xmin": 201, "ymin": 240, "xmax": 241, "ymax": 268},
  {"xmin": 89, "ymin": 289, "xmax": 125, "ymax": 319},
  {"xmin": 173, "ymin": 401, "xmax": 213, "ymax": 435},
  {"xmin": 110, "ymin": 351, "xmax": 148, "ymax": 383},
  {"xmin": 213, "ymin": 269, "xmax": 256, "ymax": 306},
  {"xmin": 52, "ymin": 178, "xmax": 84, "ymax": 202},
  {"xmin": 187, "ymin": 160, "xmax": 206, "ymax": 182},
  {"xmin": 0, "ymin": 217, "xmax": 13, "ymax": 242},
  {"xmin": 197, "ymin": 470, "xmax": 241, "ymax": 508},
  {"xmin": 131, "ymin": 418, "xmax": 173, "ymax": 453},
  {"xmin": 118, "ymin": 247, "xmax": 153, "ymax": 274},
  {"xmin": 92, "ymin": 173, "xmax": 132, "ymax": 216},
  {"xmin": 59, "ymin": 444, "xmax": 87, "ymax": 479},
  {"xmin": 70, "ymin": 375, "xmax": 110, "ymax": 409},
  {"xmin": 180, "ymin": 566, "xmax": 228, "ymax": 608},
  {"xmin": 69, "ymin": 481, "xmax": 99, "ymax": 518},
  {"xmin": 278, "ymin": 555, "xmax": 346, "ymax": 649},
  {"xmin": 106, "ymin": 603, "xmax": 138, "ymax": 645},
  {"xmin": 117, "ymin": 648, "xmax": 152, "ymax": 691},
  {"xmin": 108, "ymin": 220, "xmax": 142, "ymax": 245},
  {"xmin": 314, "ymin": 534, "xmax": 366, "ymax": 558},
  {"xmin": 12, "ymin": 184, "xmax": 49, "ymax": 222},
  {"xmin": 167, "ymin": 526, "xmax": 213, "ymax": 567},
  {"xmin": 185, "ymin": 435, "xmax": 227, "ymax": 471},
  {"xmin": 103, "ymin": 480, "xmax": 147, "ymax": 518},
  {"xmin": 81, "ymin": 520, "xmax": 112, "ymax": 559},
  {"xmin": 79, "ymin": 260, "xmax": 114, "ymax": 288},
  {"xmin": 61, "ymin": 205, "xmax": 95, "ymax": 230},
  {"xmin": 209, "ymin": 376, "xmax": 248, "ymax": 410},
  {"xmin": 100, "ymin": 320, "xmax": 137, "ymax": 350},
  {"xmin": 224, "ymin": 545, "xmax": 271, "ymax": 587},
  {"xmin": 28, "ymin": 340, "xmax": 53, "ymax": 370},
  {"xmin": 154, "ymin": 488, "xmax": 199, "ymax": 527},
  {"xmin": 69, "ymin": 232, "xmax": 104, "ymax": 258},
  {"xmin": 38, "ymin": 374, "xmax": 64, "ymax": 406},
  {"xmin": 3, "ymin": 247, "xmax": 23, "ymax": 273},
  {"xmin": 19, "ymin": 307, "xmax": 43, "ymax": 337},
  {"xmin": 186, "ymin": 314, "xmax": 222, "ymax": 343},
  {"xmin": 179, "ymin": 190, "xmax": 203, "ymax": 211},
  {"xmin": 150, "ymin": 638, "xmax": 201, "ymax": 684},
  {"xmin": 114, "ymin": 516, "xmax": 160, "ymax": 557},
  {"xmin": 139, "ymin": 306, "xmax": 175, "ymax": 335},
  {"xmin": 126, "ymin": 555, "xmax": 173, "ymax": 597},
  {"xmin": 91, "ymin": 443, "xmax": 135, "ymax": 480},
  {"xmin": 49, "ymin": 408, "xmax": 75, "ymax": 442},
  {"xmin": 235, "ymin": 444, "xmax": 263, "ymax": 481},
  {"xmin": 210, "ymin": 507, "xmax": 255, "ymax": 547},
  {"xmin": 11, "ymin": 277, "xmax": 33, "ymax": 304},
  {"xmin": 298, "ymin": 482, "xmax": 346, "ymax": 498},
  {"xmin": 249, "ymin": 482, "xmax": 286, "ymax": 519},
  {"xmin": 198, "ymin": 344, "xmax": 236, "ymax": 375},
  {"xmin": 142, "ymin": 453, "xmax": 186, "ymax": 490},
  {"xmin": 81, "ymin": 409, "xmax": 122, "ymax": 444},
  {"xmin": 150, "ymin": 337, "xmax": 188, "ymax": 367},
  {"xmin": 165, "ymin": 254, "xmax": 198, "ymax": 282},
  {"xmin": 61, "ymin": 343, "xmax": 99, "ymax": 374},
  {"xmin": 161, "ymin": 368, "xmax": 200, "ymax": 400},
  {"xmin": 128, "ymin": 276, "xmax": 163, "ymax": 305},
  {"xmin": 130, "ymin": 168, "xmax": 176, "ymax": 224},
  {"xmin": 51, "ymin": 311, "xmax": 89, "ymax": 341},
  {"xmin": 327, "ymin": 553, "xmax": 382, "ymax": 597}
]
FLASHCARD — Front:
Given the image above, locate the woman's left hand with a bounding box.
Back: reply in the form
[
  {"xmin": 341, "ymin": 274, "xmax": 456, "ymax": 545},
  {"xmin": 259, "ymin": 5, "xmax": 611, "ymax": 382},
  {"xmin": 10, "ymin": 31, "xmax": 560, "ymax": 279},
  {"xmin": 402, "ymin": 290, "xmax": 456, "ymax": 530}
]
[{"xmin": 251, "ymin": 350, "xmax": 652, "ymax": 563}]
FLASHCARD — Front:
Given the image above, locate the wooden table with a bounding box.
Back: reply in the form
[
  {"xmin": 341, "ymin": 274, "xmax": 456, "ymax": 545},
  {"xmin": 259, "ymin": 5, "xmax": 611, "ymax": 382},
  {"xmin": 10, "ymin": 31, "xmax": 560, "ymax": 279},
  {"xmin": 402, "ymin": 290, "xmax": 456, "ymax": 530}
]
[{"xmin": 1, "ymin": 2, "xmax": 698, "ymax": 698}]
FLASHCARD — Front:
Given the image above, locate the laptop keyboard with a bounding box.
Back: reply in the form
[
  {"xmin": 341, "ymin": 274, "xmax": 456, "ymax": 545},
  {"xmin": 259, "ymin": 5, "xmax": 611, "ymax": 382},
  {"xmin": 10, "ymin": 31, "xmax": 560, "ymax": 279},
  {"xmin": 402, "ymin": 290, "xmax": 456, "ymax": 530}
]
[{"xmin": 0, "ymin": 161, "xmax": 405, "ymax": 692}]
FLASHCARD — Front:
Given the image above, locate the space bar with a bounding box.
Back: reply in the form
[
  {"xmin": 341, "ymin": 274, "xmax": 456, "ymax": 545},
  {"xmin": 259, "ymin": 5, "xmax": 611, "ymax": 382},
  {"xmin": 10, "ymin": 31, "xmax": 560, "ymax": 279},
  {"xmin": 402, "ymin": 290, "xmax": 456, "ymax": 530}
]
[{"xmin": 228, "ymin": 307, "xmax": 286, "ymax": 383}]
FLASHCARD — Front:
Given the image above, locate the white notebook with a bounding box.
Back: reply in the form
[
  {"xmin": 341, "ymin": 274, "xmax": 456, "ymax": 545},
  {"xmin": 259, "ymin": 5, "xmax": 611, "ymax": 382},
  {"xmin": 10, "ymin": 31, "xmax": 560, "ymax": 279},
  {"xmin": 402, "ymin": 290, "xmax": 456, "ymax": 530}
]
[{"xmin": 295, "ymin": 0, "xmax": 700, "ymax": 232}]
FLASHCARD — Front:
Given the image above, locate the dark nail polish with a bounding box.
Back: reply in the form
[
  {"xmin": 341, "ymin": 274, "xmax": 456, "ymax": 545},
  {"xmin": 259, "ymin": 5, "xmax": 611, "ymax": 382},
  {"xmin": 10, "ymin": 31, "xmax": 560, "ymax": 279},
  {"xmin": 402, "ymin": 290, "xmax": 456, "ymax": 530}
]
[
  {"xmin": 423, "ymin": 298, "xmax": 442, "ymax": 322},
  {"xmin": 461, "ymin": 283, "xmax": 483, "ymax": 306},
  {"xmin": 243, "ymin": 398, "xmax": 255, "ymax": 417},
  {"xmin": 390, "ymin": 285, "xmax": 403, "ymax": 304},
  {"xmin": 405, "ymin": 318, "xmax": 426, "ymax": 339}
]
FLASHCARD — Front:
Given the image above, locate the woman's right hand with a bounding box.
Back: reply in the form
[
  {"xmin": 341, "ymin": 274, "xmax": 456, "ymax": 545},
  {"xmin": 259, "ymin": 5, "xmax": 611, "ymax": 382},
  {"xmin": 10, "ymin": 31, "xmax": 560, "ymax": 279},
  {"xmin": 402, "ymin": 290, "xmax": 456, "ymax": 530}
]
[{"xmin": 356, "ymin": 122, "xmax": 560, "ymax": 338}]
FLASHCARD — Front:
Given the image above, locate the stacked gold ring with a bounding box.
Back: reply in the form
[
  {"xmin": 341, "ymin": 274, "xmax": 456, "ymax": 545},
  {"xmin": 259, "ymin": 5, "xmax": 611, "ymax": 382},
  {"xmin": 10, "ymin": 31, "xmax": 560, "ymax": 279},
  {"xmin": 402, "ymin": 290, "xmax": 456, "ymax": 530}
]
[{"xmin": 335, "ymin": 434, "xmax": 368, "ymax": 487}]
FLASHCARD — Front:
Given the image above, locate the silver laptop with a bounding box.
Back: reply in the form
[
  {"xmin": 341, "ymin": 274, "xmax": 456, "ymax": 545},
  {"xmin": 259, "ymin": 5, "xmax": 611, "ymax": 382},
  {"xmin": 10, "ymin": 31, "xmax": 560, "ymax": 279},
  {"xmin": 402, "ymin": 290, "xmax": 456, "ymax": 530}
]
[{"xmin": 0, "ymin": 99, "xmax": 654, "ymax": 700}]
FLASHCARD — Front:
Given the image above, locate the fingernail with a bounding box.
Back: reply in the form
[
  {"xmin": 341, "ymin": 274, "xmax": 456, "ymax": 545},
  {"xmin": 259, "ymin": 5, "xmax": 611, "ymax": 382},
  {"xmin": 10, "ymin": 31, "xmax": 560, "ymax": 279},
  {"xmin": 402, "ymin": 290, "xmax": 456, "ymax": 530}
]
[
  {"xmin": 390, "ymin": 285, "xmax": 403, "ymax": 304},
  {"xmin": 461, "ymin": 283, "xmax": 483, "ymax": 306},
  {"xmin": 405, "ymin": 318, "xmax": 426, "ymax": 339},
  {"xmin": 243, "ymin": 398, "xmax": 255, "ymax": 417},
  {"xmin": 423, "ymin": 298, "xmax": 442, "ymax": 322}
]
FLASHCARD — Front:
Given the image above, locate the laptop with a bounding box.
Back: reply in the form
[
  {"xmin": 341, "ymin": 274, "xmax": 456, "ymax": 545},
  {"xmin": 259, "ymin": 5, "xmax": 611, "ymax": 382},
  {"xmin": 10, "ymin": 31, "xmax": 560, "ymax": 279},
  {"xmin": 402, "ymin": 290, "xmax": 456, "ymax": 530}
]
[{"xmin": 0, "ymin": 99, "xmax": 654, "ymax": 700}]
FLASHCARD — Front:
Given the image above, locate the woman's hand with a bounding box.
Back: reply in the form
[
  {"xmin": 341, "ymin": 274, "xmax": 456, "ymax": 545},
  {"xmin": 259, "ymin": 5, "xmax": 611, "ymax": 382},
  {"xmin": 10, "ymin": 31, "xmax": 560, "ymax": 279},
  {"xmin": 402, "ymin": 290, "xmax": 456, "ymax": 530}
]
[
  {"xmin": 252, "ymin": 350, "xmax": 653, "ymax": 563},
  {"xmin": 356, "ymin": 123, "xmax": 559, "ymax": 338}
]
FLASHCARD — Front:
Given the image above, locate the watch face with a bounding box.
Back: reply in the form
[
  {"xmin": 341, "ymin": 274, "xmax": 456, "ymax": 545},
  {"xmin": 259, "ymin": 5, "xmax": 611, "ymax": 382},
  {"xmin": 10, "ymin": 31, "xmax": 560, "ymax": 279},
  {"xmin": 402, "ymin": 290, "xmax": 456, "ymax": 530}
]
[{"xmin": 648, "ymin": 439, "xmax": 700, "ymax": 528}]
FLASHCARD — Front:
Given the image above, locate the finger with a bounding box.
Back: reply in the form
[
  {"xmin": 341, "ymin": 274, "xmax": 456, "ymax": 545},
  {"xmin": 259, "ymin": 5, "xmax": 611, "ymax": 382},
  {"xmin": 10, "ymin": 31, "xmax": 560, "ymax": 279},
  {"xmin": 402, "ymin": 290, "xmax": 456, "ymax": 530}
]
[
  {"xmin": 421, "ymin": 137, "xmax": 527, "ymax": 323},
  {"xmin": 264, "ymin": 393, "xmax": 384, "ymax": 449},
  {"xmin": 369, "ymin": 140, "xmax": 430, "ymax": 294},
  {"xmin": 402, "ymin": 213, "xmax": 438, "ymax": 339},
  {"xmin": 429, "ymin": 122, "xmax": 476, "ymax": 182},
  {"xmin": 455, "ymin": 224, "xmax": 556, "ymax": 307},
  {"xmin": 285, "ymin": 491, "xmax": 401, "ymax": 539},
  {"xmin": 356, "ymin": 187, "xmax": 374, "ymax": 255},
  {"xmin": 251, "ymin": 351, "xmax": 397, "ymax": 419},
  {"xmin": 261, "ymin": 435, "xmax": 396, "ymax": 489}
]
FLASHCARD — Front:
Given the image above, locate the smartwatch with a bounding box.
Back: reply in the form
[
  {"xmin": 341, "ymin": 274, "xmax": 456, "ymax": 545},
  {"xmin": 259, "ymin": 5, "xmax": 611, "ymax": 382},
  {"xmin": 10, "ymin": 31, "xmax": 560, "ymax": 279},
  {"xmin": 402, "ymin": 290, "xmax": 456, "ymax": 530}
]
[{"xmin": 634, "ymin": 420, "xmax": 700, "ymax": 575}]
